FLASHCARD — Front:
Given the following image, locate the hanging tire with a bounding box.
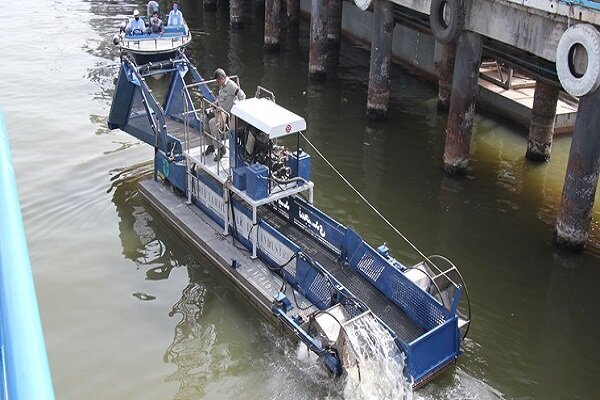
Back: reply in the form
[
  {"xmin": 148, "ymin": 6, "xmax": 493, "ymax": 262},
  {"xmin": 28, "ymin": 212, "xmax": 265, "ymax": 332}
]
[
  {"xmin": 556, "ymin": 24, "xmax": 600, "ymax": 97},
  {"xmin": 430, "ymin": 0, "xmax": 465, "ymax": 45},
  {"xmin": 353, "ymin": 0, "xmax": 372, "ymax": 12}
]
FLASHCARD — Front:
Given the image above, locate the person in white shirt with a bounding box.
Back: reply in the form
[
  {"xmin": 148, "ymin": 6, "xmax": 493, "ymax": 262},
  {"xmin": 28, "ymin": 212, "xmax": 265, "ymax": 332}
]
[
  {"xmin": 126, "ymin": 10, "xmax": 146, "ymax": 34},
  {"xmin": 167, "ymin": 1, "xmax": 184, "ymax": 26}
]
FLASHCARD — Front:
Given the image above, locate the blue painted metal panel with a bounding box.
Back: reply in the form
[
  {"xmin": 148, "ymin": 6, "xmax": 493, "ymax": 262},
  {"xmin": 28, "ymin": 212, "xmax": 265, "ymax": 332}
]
[
  {"xmin": 164, "ymin": 67, "xmax": 202, "ymax": 130},
  {"xmin": 348, "ymin": 241, "xmax": 449, "ymax": 331},
  {"xmin": 407, "ymin": 317, "xmax": 460, "ymax": 383},
  {"xmin": 155, "ymin": 153, "xmax": 186, "ymax": 192},
  {"xmin": 271, "ymin": 196, "xmax": 347, "ymax": 254},
  {"xmin": 0, "ymin": 110, "xmax": 55, "ymax": 399}
]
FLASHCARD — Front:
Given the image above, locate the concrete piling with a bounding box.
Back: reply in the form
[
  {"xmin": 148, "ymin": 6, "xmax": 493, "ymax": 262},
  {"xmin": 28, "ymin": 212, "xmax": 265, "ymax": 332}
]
[
  {"xmin": 287, "ymin": 0, "xmax": 300, "ymax": 25},
  {"xmin": 438, "ymin": 42, "xmax": 457, "ymax": 110},
  {"xmin": 309, "ymin": 0, "xmax": 328, "ymax": 81},
  {"xmin": 230, "ymin": 0, "xmax": 244, "ymax": 28},
  {"xmin": 264, "ymin": 0, "xmax": 281, "ymax": 51},
  {"xmin": 526, "ymin": 81, "xmax": 560, "ymax": 161},
  {"xmin": 554, "ymin": 88, "xmax": 600, "ymax": 251},
  {"xmin": 366, "ymin": 0, "xmax": 394, "ymax": 120},
  {"xmin": 443, "ymin": 31, "xmax": 483, "ymax": 174},
  {"xmin": 327, "ymin": 0, "xmax": 343, "ymax": 47},
  {"xmin": 203, "ymin": 0, "xmax": 217, "ymax": 12}
]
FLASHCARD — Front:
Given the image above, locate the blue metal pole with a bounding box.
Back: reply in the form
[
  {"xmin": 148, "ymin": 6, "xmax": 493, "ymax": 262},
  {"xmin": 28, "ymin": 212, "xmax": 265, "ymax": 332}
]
[{"xmin": 0, "ymin": 110, "xmax": 55, "ymax": 399}]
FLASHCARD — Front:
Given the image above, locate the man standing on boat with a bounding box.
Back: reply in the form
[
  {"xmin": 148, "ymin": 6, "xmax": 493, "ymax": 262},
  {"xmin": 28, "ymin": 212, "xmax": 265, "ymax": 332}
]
[
  {"xmin": 167, "ymin": 1, "xmax": 184, "ymax": 26},
  {"xmin": 204, "ymin": 68, "xmax": 246, "ymax": 161},
  {"xmin": 126, "ymin": 10, "xmax": 146, "ymax": 35},
  {"xmin": 149, "ymin": 10, "xmax": 164, "ymax": 34}
]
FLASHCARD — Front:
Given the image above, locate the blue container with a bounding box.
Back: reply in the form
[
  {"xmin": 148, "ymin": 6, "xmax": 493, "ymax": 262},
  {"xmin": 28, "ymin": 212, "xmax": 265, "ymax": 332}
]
[
  {"xmin": 233, "ymin": 166, "xmax": 248, "ymax": 190},
  {"xmin": 246, "ymin": 163, "xmax": 269, "ymax": 200},
  {"xmin": 288, "ymin": 151, "xmax": 311, "ymax": 181}
]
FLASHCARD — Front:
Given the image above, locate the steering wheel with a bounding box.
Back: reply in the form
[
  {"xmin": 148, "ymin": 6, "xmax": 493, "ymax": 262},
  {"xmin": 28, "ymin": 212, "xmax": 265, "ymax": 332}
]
[{"xmin": 132, "ymin": 28, "xmax": 145, "ymax": 35}]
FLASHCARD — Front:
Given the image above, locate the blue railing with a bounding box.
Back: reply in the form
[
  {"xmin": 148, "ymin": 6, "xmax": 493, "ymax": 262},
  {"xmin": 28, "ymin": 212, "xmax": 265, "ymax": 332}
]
[
  {"xmin": 559, "ymin": 0, "xmax": 600, "ymax": 11},
  {"xmin": 0, "ymin": 110, "xmax": 55, "ymax": 399}
]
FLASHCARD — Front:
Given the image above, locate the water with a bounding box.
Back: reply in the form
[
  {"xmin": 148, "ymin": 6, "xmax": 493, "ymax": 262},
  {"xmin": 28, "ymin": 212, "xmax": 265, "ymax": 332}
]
[
  {"xmin": 342, "ymin": 314, "xmax": 413, "ymax": 400},
  {"xmin": 1, "ymin": 0, "xmax": 599, "ymax": 399}
]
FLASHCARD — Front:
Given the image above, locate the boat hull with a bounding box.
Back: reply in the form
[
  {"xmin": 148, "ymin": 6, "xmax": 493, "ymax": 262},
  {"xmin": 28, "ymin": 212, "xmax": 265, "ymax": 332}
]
[{"xmin": 118, "ymin": 25, "xmax": 191, "ymax": 64}]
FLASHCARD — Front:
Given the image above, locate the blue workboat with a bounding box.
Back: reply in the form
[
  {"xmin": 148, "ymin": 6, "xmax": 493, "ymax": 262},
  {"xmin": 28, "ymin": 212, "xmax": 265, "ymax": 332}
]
[{"xmin": 108, "ymin": 53, "xmax": 471, "ymax": 388}]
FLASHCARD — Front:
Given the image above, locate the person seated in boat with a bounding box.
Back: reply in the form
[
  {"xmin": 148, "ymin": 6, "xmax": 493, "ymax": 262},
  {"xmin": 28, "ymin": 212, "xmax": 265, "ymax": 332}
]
[
  {"xmin": 147, "ymin": 0, "xmax": 160, "ymax": 19},
  {"xmin": 203, "ymin": 68, "xmax": 246, "ymax": 161},
  {"xmin": 149, "ymin": 10, "xmax": 164, "ymax": 34},
  {"xmin": 126, "ymin": 9, "xmax": 146, "ymax": 35},
  {"xmin": 167, "ymin": 0, "xmax": 184, "ymax": 26}
]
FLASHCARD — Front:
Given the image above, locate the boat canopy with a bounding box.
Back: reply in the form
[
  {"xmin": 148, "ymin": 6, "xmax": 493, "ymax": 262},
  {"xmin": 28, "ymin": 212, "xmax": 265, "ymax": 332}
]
[{"xmin": 231, "ymin": 97, "xmax": 307, "ymax": 139}]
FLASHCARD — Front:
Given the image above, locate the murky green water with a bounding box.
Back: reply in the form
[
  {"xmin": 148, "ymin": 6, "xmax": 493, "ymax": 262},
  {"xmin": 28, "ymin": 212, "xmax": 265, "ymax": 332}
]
[{"xmin": 1, "ymin": 0, "xmax": 599, "ymax": 399}]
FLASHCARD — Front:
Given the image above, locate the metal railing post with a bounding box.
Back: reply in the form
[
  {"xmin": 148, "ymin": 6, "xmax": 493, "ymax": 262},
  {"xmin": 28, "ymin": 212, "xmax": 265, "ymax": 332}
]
[{"xmin": 0, "ymin": 110, "xmax": 55, "ymax": 399}]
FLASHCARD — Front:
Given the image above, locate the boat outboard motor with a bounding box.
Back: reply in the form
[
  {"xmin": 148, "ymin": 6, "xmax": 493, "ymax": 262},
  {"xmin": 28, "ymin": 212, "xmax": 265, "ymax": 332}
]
[{"xmin": 147, "ymin": 1, "xmax": 160, "ymax": 18}]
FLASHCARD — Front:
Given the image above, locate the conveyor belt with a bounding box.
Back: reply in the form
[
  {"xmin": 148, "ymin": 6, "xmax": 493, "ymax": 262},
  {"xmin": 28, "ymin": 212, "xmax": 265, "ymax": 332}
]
[
  {"xmin": 126, "ymin": 115, "xmax": 206, "ymax": 150},
  {"xmin": 258, "ymin": 206, "xmax": 425, "ymax": 344},
  {"xmin": 165, "ymin": 117, "xmax": 204, "ymax": 149}
]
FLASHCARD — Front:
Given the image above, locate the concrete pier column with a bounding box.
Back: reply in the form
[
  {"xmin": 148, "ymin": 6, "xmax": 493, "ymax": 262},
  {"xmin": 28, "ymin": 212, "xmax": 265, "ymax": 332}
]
[
  {"xmin": 554, "ymin": 88, "xmax": 600, "ymax": 250},
  {"xmin": 366, "ymin": 0, "xmax": 394, "ymax": 120},
  {"xmin": 443, "ymin": 31, "xmax": 483, "ymax": 174},
  {"xmin": 230, "ymin": 0, "xmax": 244, "ymax": 28},
  {"xmin": 526, "ymin": 81, "xmax": 560, "ymax": 161},
  {"xmin": 264, "ymin": 0, "xmax": 281, "ymax": 51},
  {"xmin": 287, "ymin": 0, "xmax": 300, "ymax": 25},
  {"xmin": 327, "ymin": 0, "xmax": 343, "ymax": 47},
  {"xmin": 203, "ymin": 0, "xmax": 217, "ymax": 12},
  {"xmin": 438, "ymin": 42, "xmax": 457, "ymax": 110},
  {"xmin": 309, "ymin": 0, "xmax": 328, "ymax": 81}
]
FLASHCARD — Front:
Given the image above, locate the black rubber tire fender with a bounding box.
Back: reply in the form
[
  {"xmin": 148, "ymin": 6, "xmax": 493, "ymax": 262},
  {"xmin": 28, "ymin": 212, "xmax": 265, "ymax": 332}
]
[
  {"xmin": 430, "ymin": 0, "xmax": 465, "ymax": 45},
  {"xmin": 556, "ymin": 23, "xmax": 600, "ymax": 97}
]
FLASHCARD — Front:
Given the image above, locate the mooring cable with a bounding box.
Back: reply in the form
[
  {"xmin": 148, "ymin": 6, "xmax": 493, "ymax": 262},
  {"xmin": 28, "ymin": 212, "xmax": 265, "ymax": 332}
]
[{"xmin": 299, "ymin": 133, "xmax": 428, "ymax": 262}]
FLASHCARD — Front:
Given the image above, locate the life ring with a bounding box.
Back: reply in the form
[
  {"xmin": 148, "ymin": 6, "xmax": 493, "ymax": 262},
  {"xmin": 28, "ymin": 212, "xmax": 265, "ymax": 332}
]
[
  {"xmin": 556, "ymin": 23, "xmax": 600, "ymax": 97},
  {"xmin": 430, "ymin": 0, "xmax": 465, "ymax": 45}
]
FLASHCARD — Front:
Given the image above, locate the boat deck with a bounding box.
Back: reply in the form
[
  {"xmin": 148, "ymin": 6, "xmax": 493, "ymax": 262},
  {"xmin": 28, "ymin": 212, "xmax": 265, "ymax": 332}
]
[
  {"xmin": 160, "ymin": 117, "xmax": 425, "ymax": 343},
  {"xmin": 259, "ymin": 206, "xmax": 425, "ymax": 344},
  {"xmin": 165, "ymin": 117, "xmax": 205, "ymax": 149},
  {"xmin": 139, "ymin": 179, "xmax": 319, "ymax": 323}
]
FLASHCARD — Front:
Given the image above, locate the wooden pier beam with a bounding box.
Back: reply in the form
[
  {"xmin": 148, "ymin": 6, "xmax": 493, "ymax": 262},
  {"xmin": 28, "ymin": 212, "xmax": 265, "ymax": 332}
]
[
  {"xmin": 526, "ymin": 81, "xmax": 560, "ymax": 161},
  {"xmin": 443, "ymin": 31, "xmax": 483, "ymax": 174},
  {"xmin": 438, "ymin": 42, "xmax": 457, "ymax": 110},
  {"xmin": 327, "ymin": 0, "xmax": 343, "ymax": 47},
  {"xmin": 264, "ymin": 0, "xmax": 281, "ymax": 51},
  {"xmin": 230, "ymin": 0, "xmax": 244, "ymax": 28},
  {"xmin": 366, "ymin": 0, "xmax": 394, "ymax": 120},
  {"xmin": 309, "ymin": 0, "xmax": 328, "ymax": 81},
  {"xmin": 203, "ymin": 0, "xmax": 217, "ymax": 12},
  {"xmin": 555, "ymin": 88, "xmax": 600, "ymax": 250},
  {"xmin": 287, "ymin": 0, "xmax": 300, "ymax": 25}
]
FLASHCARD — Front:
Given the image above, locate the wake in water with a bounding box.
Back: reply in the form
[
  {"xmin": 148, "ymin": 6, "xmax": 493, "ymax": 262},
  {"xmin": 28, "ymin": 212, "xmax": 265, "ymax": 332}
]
[{"xmin": 341, "ymin": 314, "xmax": 414, "ymax": 400}]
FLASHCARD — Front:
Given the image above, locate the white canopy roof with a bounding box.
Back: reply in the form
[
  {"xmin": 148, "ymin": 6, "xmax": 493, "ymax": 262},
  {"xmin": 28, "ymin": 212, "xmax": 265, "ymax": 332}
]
[{"xmin": 231, "ymin": 97, "xmax": 306, "ymax": 138}]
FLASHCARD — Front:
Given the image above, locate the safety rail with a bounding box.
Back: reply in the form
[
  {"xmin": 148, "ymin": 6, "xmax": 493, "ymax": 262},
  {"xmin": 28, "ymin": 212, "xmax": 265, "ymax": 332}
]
[
  {"xmin": 120, "ymin": 33, "xmax": 190, "ymax": 51},
  {"xmin": 558, "ymin": 0, "xmax": 600, "ymax": 11},
  {"xmin": 182, "ymin": 76, "xmax": 241, "ymax": 179},
  {"xmin": 0, "ymin": 110, "xmax": 55, "ymax": 399}
]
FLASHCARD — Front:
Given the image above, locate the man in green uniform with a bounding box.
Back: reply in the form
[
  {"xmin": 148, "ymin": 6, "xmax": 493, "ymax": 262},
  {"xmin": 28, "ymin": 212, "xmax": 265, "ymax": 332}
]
[{"xmin": 204, "ymin": 68, "xmax": 246, "ymax": 161}]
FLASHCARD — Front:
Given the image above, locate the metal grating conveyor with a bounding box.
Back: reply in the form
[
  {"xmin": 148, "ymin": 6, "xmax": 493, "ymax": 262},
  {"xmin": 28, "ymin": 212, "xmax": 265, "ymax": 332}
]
[
  {"xmin": 258, "ymin": 206, "xmax": 425, "ymax": 344},
  {"xmin": 165, "ymin": 117, "xmax": 204, "ymax": 149}
]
